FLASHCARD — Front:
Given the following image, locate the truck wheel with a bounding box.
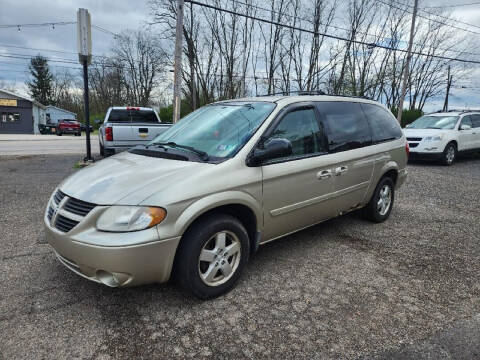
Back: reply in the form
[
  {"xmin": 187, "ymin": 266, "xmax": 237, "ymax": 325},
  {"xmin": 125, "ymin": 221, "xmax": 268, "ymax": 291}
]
[
  {"xmin": 441, "ymin": 142, "xmax": 457, "ymax": 166},
  {"xmin": 174, "ymin": 214, "xmax": 250, "ymax": 300},
  {"xmin": 362, "ymin": 176, "xmax": 395, "ymax": 223}
]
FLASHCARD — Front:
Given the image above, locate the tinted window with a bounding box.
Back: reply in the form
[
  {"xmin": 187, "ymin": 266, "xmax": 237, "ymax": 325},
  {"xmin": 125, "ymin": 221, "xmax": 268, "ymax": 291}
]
[
  {"xmin": 317, "ymin": 102, "xmax": 372, "ymax": 152},
  {"xmin": 131, "ymin": 110, "xmax": 158, "ymax": 123},
  {"xmin": 361, "ymin": 103, "xmax": 402, "ymax": 143},
  {"xmin": 265, "ymin": 108, "xmax": 326, "ymax": 159},
  {"xmin": 108, "ymin": 110, "xmax": 130, "ymax": 123},
  {"xmin": 470, "ymin": 114, "xmax": 480, "ymax": 128},
  {"xmin": 460, "ymin": 116, "xmax": 472, "ymax": 128}
]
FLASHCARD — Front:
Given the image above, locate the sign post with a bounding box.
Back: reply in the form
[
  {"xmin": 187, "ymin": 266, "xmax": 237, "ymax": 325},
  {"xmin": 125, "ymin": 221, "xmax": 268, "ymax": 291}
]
[{"xmin": 77, "ymin": 8, "xmax": 93, "ymax": 161}]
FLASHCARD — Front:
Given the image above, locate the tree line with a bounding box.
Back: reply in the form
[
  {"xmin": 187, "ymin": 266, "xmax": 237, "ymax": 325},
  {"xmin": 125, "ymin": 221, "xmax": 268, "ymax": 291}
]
[{"xmin": 25, "ymin": 0, "xmax": 474, "ymax": 125}]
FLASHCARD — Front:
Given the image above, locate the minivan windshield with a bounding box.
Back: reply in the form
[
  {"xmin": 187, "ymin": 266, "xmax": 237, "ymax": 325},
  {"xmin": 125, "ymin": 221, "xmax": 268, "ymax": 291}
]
[
  {"xmin": 407, "ymin": 115, "xmax": 459, "ymax": 129},
  {"xmin": 149, "ymin": 102, "xmax": 276, "ymax": 159}
]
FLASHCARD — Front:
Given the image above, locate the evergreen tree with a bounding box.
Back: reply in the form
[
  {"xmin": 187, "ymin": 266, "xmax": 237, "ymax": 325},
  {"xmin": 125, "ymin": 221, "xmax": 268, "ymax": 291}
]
[{"xmin": 27, "ymin": 55, "xmax": 53, "ymax": 105}]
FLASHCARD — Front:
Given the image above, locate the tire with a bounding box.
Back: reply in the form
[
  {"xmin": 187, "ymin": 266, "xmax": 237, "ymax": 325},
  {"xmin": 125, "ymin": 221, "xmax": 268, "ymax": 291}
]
[
  {"xmin": 99, "ymin": 142, "xmax": 105, "ymax": 157},
  {"xmin": 174, "ymin": 214, "xmax": 250, "ymax": 300},
  {"xmin": 363, "ymin": 176, "xmax": 395, "ymax": 223},
  {"xmin": 441, "ymin": 142, "xmax": 457, "ymax": 166},
  {"xmin": 56, "ymin": 131, "xmax": 62, "ymax": 136},
  {"xmin": 76, "ymin": 132, "xmax": 81, "ymax": 136}
]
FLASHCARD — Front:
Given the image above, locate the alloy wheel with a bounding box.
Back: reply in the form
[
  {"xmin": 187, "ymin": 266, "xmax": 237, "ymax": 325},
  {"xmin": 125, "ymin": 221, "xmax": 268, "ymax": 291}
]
[
  {"xmin": 377, "ymin": 184, "xmax": 392, "ymax": 216},
  {"xmin": 198, "ymin": 231, "xmax": 241, "ymax": 286}
]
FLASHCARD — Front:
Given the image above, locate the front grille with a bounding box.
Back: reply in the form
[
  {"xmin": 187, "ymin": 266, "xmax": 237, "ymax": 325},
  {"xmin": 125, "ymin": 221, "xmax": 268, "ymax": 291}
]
[
  {"xmin": 53, "ymin": 190, "xmax": 66, "ymax": 205},
  {"xmin": 47, "ymin": 206, "xmax": 54, "ymax": 220},
  {"xmin": 55, "ymin": 214, "xmax": 79, "ymax": 233},
  {"xmin": 407, "ymin": 137, "xmax": 422, "ymax": 142},
  {"xmin": 409, "ymin": 143, "xmax": 419, "ymax": 148},
  {"xmin": 64, "ymin": 197, "xmax": 96, "ymax": 216}
]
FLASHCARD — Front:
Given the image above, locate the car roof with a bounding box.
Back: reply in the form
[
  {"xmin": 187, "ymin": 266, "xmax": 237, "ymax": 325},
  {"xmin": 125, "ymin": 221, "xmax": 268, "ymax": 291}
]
[{"xmin": 110, "ymin": 106, "xmax": 154, "ymax": 111}]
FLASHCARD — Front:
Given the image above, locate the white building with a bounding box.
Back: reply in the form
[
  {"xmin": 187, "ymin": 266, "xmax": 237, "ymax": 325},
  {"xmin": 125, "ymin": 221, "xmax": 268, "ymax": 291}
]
[{"xmin": 45, "ymin": 105, "xmax": 77, "ymax": 125}]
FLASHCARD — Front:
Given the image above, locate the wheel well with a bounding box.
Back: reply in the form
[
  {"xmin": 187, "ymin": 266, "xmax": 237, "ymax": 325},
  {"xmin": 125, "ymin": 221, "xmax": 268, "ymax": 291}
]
[
  {"xmin": 383, "ymin": 169, "xmax": 398, "ymax": 184},
  {"xmin": 447, "ymin": 140, "xmax": 458, "ymax": 149},
  {"xmin": 182, "ymin": 204, "xmax": 258, "ymax": 254}
]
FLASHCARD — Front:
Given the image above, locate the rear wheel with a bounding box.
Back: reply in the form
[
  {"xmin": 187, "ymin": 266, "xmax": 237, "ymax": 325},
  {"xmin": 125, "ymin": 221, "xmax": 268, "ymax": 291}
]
[
  {"xmin": 441, "ymin": 142, "xmax": 457, "ymax": 166},
  {"xmin": 363, "ymin": 176, "xmax": 395, "ymax": 223},
  {"xmin": 174, "ymin": 214, "xmax": 250, "ymax": 299},
  {"xmin": 56, "ymin": 131, "xmax": 62, "ymax": 136}
]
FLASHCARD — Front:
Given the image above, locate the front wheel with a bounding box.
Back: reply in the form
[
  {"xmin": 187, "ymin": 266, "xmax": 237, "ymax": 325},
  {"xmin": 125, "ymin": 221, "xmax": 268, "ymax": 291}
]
[
  {"xmin": 362, "ymin": 177, "xmax": 395, "ymax": 223},
  {"xmin": 174, "ymin": 214, "xmax": 250, "ymax": 299},
  {"xmin": 441, "ymin": 143, "xmax": 457, "ymax": 166}
]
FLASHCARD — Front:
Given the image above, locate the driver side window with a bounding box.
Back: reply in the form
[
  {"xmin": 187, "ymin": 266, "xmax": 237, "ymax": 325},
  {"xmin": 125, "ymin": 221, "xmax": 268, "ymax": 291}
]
[
  {"xmin": 460, "ymin": 116, "xmax": 472, "ymax": 128},
  {"xmin": 265, "ymin": 107, "xmax": 326, "ymax": 160}
]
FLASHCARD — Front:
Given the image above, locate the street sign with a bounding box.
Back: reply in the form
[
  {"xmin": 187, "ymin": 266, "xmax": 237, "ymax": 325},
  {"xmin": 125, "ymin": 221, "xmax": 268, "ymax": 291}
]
[{"xmin": 77, "ymin": 8, "xmax": 92, "ymax": 65}]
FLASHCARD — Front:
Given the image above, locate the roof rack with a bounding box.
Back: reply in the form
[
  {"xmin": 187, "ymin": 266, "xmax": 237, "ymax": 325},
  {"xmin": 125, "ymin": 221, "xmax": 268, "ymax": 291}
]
[
  {"xmin": 433, "ymin": 109, "xmax": 480, "ymax": 114},
  {"xmin": 257, "ymin": 90, "xmax": 372, "ymax": 100}
]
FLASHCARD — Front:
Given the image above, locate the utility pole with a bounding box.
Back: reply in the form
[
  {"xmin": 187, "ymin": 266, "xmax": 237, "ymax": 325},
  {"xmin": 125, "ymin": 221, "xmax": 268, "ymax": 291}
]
[
  {"xmin": 173, "ymin": 0, "xmax": 184, "ymax": 123},
  {"xmin": 443, "ymin": 65, "xmax": 452, "ymax": 112},
  {"xmin": 397, "ymin": 0, "xmax": 419, "ymax": 124},
  {"xmin": 77, "ymin": 8, "xmax": 93, "ymax": 161}
]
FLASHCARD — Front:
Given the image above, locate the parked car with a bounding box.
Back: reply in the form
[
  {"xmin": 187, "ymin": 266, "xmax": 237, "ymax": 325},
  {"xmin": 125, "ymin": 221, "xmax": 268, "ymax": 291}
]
[
  {"xmin": 98, "ymin": 106, "xmax": 171, "ymax": 156},
  {"xmin": 56, "ymin": 119, "xmax": 81, "ymax": 136},
  {"xmin": 44, "ymin": 94, "xmax": 408, "ymax": 299},
  {"xmin": 80, "ymin": 123, "xmax": 94, "ymax": 133},
  {"xmin": 405, "ymin": 110, "xmax": 480, "ymax": 165}
]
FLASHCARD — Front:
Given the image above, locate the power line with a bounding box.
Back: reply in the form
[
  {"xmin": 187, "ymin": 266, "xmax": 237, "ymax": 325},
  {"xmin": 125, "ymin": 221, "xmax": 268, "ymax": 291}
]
[
  {"xmin": 0, "ymin": 21, "xmax": 76, "ymax": 29},
  {"xmin": 375, "ymin": 0, "xmax": 480, "ymax": 34},
  {"xmin": 422, "ymin": 1, "xmax": 480, "ymax": 9},
  {"xmin": 225, "ymin": 0, "xmax": 480, "ymax": 57},
  {"xmin": 185, "ymin": 0, "xmax": 480, "ymax": 65}
]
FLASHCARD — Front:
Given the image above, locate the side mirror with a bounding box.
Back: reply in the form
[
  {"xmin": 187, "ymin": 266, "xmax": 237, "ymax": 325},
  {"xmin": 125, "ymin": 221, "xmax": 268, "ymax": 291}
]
[
  {"xmin": 247, "ymin": 138, "xmax": 293, "ymax": 166},
  {"xmin": 460, "ymin": 124, "xmax": 471, "ymax": 130}
]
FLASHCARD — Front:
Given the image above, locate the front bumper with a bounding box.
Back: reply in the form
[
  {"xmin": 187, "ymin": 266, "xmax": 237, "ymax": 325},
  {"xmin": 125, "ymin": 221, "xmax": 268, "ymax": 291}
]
[
  {"xmin": 44, "ymin": 215, "xmax": 181, "ymax": 287},
  {"xmin": 408, "ymin": 151, "xmax": 443, "ymax": 161}
]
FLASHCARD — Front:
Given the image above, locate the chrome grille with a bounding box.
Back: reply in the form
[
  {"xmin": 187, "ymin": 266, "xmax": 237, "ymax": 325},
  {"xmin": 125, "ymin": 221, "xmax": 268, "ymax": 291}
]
[
  {"xmin": 49, "ymin": 190, "xmax": 97, "ymax": 233},
  {"xmin": 64, "ymin": 197, "xmax": 96, "ymax": 216},
  {"xmin": 53, "ymin": 190, "xmax": 66, "ymax": 205},
  {"xmin": 55, "ymin": 214, "xmax": 79, "ymax": 233},
  {"xmin": 47, "ymin": 206, "xmax": 54, "ymax": 220}
]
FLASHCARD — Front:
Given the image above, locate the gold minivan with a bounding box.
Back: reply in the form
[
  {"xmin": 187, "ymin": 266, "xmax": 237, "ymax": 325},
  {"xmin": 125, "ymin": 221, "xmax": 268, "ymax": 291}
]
[{"xmin": 44, "ymin": 95, "xmax": 408, "ymax": 299}]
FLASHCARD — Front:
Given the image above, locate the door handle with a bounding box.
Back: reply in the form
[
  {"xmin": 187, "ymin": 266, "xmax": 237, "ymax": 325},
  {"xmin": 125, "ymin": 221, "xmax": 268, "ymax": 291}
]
[
  {"xmin": 317, "ymin": 170, "xmax": 332, "ymax": 180},
  {"xmin": 334, "ymin": 166, "xmax": 348, "ymax": 175}
]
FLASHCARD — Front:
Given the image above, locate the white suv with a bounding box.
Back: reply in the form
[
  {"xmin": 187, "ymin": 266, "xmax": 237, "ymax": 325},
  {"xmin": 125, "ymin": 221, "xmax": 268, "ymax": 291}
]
[{"xmin": 404, "ymin": 111, "xmax": 480, "ymax": 165}]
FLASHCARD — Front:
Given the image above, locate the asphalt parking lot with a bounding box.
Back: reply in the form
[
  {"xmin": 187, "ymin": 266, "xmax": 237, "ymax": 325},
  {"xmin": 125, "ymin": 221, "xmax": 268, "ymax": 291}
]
[{"xmin": 1, "ymin": 153, "xmax": 479, "ymax": 359}]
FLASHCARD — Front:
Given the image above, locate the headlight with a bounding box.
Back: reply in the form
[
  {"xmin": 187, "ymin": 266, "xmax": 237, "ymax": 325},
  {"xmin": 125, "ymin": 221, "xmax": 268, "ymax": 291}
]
[
  {"xmin": 97, "ymin": 206, "xmax": 166, "ymax": 232},
  {"xmin": 424, "ymin": 135, "xmax": 443, "ymax": 141}
]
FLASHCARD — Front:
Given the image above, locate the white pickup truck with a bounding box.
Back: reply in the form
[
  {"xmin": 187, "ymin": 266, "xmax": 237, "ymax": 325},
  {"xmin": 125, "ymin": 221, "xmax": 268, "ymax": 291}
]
[{"xmin": 99, "ymin": 106, "xmax": 172, "ymax": 156}]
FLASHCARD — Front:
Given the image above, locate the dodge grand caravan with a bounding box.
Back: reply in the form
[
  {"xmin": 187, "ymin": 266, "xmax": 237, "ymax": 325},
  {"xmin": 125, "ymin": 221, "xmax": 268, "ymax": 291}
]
[{"xmin": 44, "ymin": 95, "xmax": 408, "ymax": 299}]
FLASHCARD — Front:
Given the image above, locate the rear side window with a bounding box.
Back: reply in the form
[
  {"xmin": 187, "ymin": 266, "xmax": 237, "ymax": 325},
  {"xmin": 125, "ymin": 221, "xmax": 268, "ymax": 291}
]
[
  {"xmin": 265, "ymin": 107, "xmax": 326, "ymax": 159},
  {"xmin": 361, "ymin": 103, "xmax": 403, "ymax": 143},
  {"xmin": 470, "ymin": 114, "xmax": 480, "ymax": 128},
  {"xmin": 317, "ymin": 102, "xmax": 372, "ymax": 152}
]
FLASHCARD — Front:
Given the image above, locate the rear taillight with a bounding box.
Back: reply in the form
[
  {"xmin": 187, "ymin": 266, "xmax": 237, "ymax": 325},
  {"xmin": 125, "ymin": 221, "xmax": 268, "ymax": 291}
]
[
  {"xmin": 105, "ymin": 127, "xmax": 113, "ymax": 141},
  {"xmin": 405, "ymin": 142, "xmax": 410, "ymax": 157}
]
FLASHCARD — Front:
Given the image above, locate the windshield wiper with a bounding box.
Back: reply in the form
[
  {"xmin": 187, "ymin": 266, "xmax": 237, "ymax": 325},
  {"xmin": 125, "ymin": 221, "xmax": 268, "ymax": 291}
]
[{"xmin": 153, "ymin": 141, "xmax": 209, "ymax": 161}]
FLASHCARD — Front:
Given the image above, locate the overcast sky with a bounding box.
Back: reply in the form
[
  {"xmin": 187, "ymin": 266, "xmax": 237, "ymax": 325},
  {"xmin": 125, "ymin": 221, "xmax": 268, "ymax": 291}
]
[{"xmin": 0, "ymin": 0, "xmax": 479, "ymax": 112}]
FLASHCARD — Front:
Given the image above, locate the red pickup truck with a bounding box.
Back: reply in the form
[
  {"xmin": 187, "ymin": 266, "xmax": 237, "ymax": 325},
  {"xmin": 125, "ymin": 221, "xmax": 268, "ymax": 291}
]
[{"xmin": 56, "ymin": 120, "xmax": 81, "ymax": 136}]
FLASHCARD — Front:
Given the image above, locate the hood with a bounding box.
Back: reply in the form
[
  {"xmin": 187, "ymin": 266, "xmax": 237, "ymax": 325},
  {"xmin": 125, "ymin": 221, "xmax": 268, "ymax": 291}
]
[
  {"xmin": 59, "ymin": 151, "xmax": 212, "ymax": 205},
  {"xmin": 403, "ymin": 128, "xmax": 453, "ymax": 137}
]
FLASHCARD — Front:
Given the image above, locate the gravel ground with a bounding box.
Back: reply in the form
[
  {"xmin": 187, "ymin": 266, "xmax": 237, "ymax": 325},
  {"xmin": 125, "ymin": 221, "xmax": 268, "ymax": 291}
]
[{"xmin": 0, "ymin": 153, "xmax": 479, "ymax": 359}]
